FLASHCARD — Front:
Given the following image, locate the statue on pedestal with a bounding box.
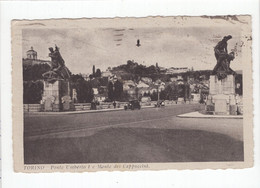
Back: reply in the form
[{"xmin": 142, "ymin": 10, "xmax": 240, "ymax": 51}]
[
  {"xmin": 42, "ymin": 46, "xmax": 72, "ymax": 111},
  {"xmin": 212, "ymin": 35, "xmax": 236, "ymax": 80},
  {"xmin": 207, "ymin": 35, "xmax": 238, "ymax": 115},
  {"xmin": 42, "ymin": 45, "xmax": 71, "ymax": 83}
]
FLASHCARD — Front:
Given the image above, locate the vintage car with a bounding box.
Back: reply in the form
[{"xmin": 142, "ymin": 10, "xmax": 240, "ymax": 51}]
[
  {"xmin": 154, "ymin": 100, "xmax": 165, "ymax": 107},
  {"xmin": 124, "ymin": 100, "xmax": 141, "ymax": 110}
]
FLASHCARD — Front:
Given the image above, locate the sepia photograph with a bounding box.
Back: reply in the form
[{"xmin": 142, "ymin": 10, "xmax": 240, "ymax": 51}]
[{"xmin": 12, "ymin": 16, "xmax": 253, "ymax": 172}]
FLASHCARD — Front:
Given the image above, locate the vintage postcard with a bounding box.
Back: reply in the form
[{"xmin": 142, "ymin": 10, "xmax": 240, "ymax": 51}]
[{"xmin": 12, "ymin": 16, "xmax": 253, "ymax": 172}]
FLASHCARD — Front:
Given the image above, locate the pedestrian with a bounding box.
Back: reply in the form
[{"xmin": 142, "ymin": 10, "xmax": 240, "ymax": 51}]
[
  {"xmin": 91, "ymin": 101, "xmax": 96, "ymax": 110},
  {"xmin": 113, "ymin": 101, "xmax": 116, "ymax": 108}
]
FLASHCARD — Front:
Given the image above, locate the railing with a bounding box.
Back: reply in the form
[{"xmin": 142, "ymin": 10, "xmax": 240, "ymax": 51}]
[
  {"xmin": 23, "ymin": 104, "xmax": 43, "ymax": 112},
  {"xmin": 24, "ymin": 100, "xmax": 200, "ymax": 112}
]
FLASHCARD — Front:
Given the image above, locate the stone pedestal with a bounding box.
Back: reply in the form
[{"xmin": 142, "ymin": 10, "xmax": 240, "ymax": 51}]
[
  {"xmin": 61, "ymin": 95, "xmax": 73, "ymax": 111},
  {"xmin": 207, "ymin": 75, "xmax": 237, "ymax": 115},
  {"xmin": 42, "ymin": 80, "xmax": 72, "ymax": 112},
  {"xmin": 209, "ymin": 75, "xmax": 236, "ymax": 95}
]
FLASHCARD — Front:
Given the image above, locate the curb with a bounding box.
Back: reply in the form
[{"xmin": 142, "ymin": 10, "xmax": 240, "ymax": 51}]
[
  {"xmin": 24, "ymin": 104, "xmax": 202, "ymax": 116},
  {"xmin": 24, "ymin": 108, "xmax": 125, "ymax": 115},
  {"xmin": 24, "ymin": 105, "xmax": 155, "ymax": 115},
  {"xmin": 177, "ymin": 111, "xmax": 243, "ymax": 119}
]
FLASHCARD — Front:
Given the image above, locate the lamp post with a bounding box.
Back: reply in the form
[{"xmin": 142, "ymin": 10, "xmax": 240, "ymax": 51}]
[{"xmin": 157, "ymin": 85, "xmax": 160, "ymax": 102}]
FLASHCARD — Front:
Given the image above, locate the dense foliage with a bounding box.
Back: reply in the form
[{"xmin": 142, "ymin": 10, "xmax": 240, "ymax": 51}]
[
  {"xmin": 23, "ymin": 63, "xmax": 51, "ymax": 81},
  {"xmin": 112, "ymin": 60, "xmax": 212, "ymax": 83},
  {"xmin": 23, "ymin": 81, "xmax": 44, "ymax": 104},
  {"xmin": 112, "ymin": 60, "xmax": 159, "ymax": 81},
  {"xmin": 70, "ymin": 74, "xmax": 94, "ymax": 103},
  {"xmin": 22, "ymin": 63, "xmax": 50, "ymax": 104},
  {"xmin": 23, "ymin": 63, "xmax": 94, "ymax": 103},
  {"xmin": 143, "ymin": 83, "xmax": 189, "ymax": 101},
  {"xmin": 107, "ymin": 80, "xmax": 124, "ymax": 101}
]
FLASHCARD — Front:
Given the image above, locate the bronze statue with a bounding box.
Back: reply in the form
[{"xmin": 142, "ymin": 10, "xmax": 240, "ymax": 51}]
[
  {"xmin": 42, "ymin": 45, "xmax": 71, "ymax": 83},
  {"xmin": 213, "ymin": 52, "xmax": 236, "ymax": 80},
  {"xmin": 212, "ymin": 35, "xmax": 236, "ymax": 80}
]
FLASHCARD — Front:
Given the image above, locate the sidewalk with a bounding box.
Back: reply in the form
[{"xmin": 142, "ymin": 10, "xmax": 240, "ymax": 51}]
[
  {"xmin": 177, "ymin": 111, "xmax": 243, "ymax": 119},
  {"xmin": 24, "ymin": 105, "xmax": 155, "ymax": 115}
]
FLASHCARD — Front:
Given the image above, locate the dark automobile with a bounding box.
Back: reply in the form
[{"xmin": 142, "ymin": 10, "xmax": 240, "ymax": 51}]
[
  {"xmin": 124, "ymin": 100, "xmax": 141, "ymax": 110},
  {"xmin": 154, "ymin": 100, "xmax": 165, "ymax": 107}
]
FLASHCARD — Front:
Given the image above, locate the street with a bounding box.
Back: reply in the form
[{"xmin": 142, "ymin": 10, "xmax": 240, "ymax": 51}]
[{"xmin": 24, "ymin": 104, "xmax": 244, "ymax": 164}]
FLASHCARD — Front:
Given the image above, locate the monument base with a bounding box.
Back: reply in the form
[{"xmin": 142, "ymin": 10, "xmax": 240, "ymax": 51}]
[
  {"xmin": 61, "ymin": 95, "xmax": 73, "ymax": 111},
  {"xmin": 42, "ymin": 80, "xmax": 72, "ymax": 112},
  {"xmin": 207, "ymin": 94, "xmax": 237, "ymax": 115},
  {"xmin": 206, "ymin": 75, "xmax": 238, "ymax": 115}
]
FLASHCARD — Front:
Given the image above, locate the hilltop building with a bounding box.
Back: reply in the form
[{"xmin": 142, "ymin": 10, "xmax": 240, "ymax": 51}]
[
  {"xmin": 166, "ymin": 67, "xmax": 189, "ymax": 74},
  {"xmin": 123, "ymin": 80, "xmax": 136, "ymax": 91},
  {"xmin": 23, "ymin": 46, "xmax": 51, "ymax": 66},
  {"xmin": 102, "ymin": 69, "xmax": 113, "ymax": 78},
  {"xmin": 26, "ymin": 46, "xmax": 37, "ymax": 59},
  {"xmin": 137, "ymin": 81, "xmax": 149, "ymax": 88},
  {"xmin": 141, "ymin": 77, "xmax": 153, "ymax": 84}
]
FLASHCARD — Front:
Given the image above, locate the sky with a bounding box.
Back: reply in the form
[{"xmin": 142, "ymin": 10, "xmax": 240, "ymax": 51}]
[{"xmin": 22, "ymin": 16, "xmax": 251, "ymax": 74}]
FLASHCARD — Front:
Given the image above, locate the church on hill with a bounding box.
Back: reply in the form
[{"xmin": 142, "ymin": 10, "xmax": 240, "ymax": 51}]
[{"xmin": 23, "ymin": 46, "xmax": 51, "ymax": 66}]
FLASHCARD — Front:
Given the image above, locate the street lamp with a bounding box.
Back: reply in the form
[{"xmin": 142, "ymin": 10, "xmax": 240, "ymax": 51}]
[{"xmin": 157, "ymin": 85, "xmax": 160, "ymax": 102}]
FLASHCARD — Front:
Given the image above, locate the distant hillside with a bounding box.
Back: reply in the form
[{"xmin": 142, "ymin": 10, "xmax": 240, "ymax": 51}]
[
  {"xmin": 112, "ymin": 60, "xmax": 163, "ymax": 81},
  {"xmin": 111, "ymin": 60, "xmax": 213, "ymax": 82}
]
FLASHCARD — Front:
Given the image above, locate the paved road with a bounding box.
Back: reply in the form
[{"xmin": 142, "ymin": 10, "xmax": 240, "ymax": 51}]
[
  {"xmin": 24, "ymin": 104, "xmax": 244, "ymax": 164},
  {"xmin": 24, "ymin": 104, "xmax": 203, "ymax": 138}
]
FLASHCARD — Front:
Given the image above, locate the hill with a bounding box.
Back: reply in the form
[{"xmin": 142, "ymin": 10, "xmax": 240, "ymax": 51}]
[{"xmin": 111, "ymin": 60, "xmax": 213, "ymax": 82}]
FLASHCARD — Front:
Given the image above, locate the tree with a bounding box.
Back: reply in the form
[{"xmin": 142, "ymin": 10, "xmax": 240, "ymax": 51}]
[
  {"xmin": 70, "ymin": 74, "xmax": 84, "ymax": 83},
  {"xmin": 164, "ymin": 85, "xmax": 172, "ymax": 100},
  {"xmin": 23, "ymin": 63, "xmax": 51, "ymax": 81},
  {"xmin": 98, "ymin": 77, "xmax": 108, "ymax": 86},
  {"xmin": 135, "ymin": 87, "xmax": 139, "ymax": 100},
  {"xmin": 70, "ymin": 74, "xmax": 94, "ymax": 103},
  {"xmin": 178, "ymin": 84, "xmax": 185, "ymax": 98},
  {"xmin": 159, "ymin": 90, "xmax": 167, "ymax": 100},
  {"xmin": 121, "ymin": 91, "xmax": 130, "ymax": 102},
  {"xmin": 95, "ymin": 68, "xmax": 101, "ymax": 77},
  {"xmin": 107, "ymin": 81, "xmax": 114, "ymax": 101},
  {"xmin": 150, "ymin": 91, "xmax": 158, "ymax": 101},
  {"xmin": 76, "ymin": 80, "xmax": 94, "ymax": 103},
  {"xmin": 23, "ymin": 80, "xmax": 43, "ymax": 104},
  {"xmin": 107, "ymin": 80, "xmax": 123, "ymax": 101},
  {"xmin": 84, "ymin": 81, "xmax": 94, "ymax": 103},
  {"xmin": 92, "ymin": 65, "xmax": 96, "ymax": 75},
  {"xmin": 164, "ymin": 84, "xmax": 179, "ymax": 100},
  {"xmin": 184, "ymin": 83, "xmax": 190, "ymax": 101},
  {"xmin": 171, "ymin": 86, "xmax": 179, "ymax": 101},
  {"xmin": 114, "ymin": 80, "xmax": 123, "ymax": 101}
]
